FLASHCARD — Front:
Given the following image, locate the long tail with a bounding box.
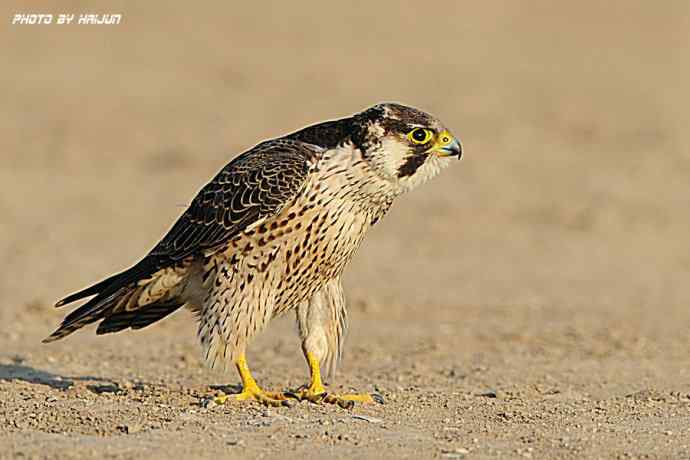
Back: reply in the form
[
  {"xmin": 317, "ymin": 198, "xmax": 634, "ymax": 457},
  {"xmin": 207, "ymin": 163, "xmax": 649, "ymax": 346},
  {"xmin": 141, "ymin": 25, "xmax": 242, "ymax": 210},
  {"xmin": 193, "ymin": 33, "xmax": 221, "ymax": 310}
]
[{"xmin": 44, "ymin": 262, "xmax": 185, "ymax": 343}]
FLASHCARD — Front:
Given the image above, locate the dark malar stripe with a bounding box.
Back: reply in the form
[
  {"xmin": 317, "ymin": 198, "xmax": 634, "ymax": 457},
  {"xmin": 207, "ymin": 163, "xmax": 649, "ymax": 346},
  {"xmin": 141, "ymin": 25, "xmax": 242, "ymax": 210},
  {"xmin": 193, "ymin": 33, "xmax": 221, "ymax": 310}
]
[{"xmin": 397, "ymin": 154, "xmax": 426, "ymax": 178}]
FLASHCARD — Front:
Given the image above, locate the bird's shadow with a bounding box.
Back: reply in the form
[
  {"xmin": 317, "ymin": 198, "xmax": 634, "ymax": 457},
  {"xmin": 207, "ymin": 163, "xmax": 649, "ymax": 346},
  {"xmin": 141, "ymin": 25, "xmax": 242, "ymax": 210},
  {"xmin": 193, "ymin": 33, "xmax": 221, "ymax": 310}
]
[{"xmin": 0, "ymin": 358, "xmax": 111, "ymax": 391}]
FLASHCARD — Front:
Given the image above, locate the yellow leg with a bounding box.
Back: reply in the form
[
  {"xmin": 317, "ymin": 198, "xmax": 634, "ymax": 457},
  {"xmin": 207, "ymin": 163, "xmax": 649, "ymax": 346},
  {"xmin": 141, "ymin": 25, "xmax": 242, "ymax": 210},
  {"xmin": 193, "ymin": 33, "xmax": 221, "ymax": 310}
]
[
  {"xmin": 213, "ymin": 354, "xmax": 292, "ymax": 407},
  {"xmin": 286, "ymin": 352, "xmax": 384, "ymax": 409},
  {"xmin": 306, "ymin": 351, "xmax": 327, "ymax": 395}
]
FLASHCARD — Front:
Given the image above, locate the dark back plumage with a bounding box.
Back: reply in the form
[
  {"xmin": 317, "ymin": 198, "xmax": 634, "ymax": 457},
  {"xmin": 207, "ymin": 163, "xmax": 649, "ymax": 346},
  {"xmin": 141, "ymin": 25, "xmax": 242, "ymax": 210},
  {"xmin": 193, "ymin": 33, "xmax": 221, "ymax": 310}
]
[{"xmin": 150, "ymin": 140, "xmax": 314, "ymax": 265}]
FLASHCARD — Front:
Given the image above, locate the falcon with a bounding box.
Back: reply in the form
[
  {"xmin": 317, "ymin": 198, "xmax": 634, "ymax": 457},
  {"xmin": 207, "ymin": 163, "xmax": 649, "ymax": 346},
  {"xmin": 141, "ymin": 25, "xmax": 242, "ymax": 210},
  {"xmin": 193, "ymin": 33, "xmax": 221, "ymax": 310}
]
[{"xmin": 45, "ymin": 103, "xmax": 462, "ymax": 408}]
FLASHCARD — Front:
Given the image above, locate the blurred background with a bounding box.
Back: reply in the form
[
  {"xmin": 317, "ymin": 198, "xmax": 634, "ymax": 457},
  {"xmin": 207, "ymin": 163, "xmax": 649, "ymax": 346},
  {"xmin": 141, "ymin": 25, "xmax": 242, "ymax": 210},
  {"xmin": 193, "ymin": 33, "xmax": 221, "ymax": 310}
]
[{"xmin": 2, "ymin": 1, "xmax": 690, "ymax": 456}]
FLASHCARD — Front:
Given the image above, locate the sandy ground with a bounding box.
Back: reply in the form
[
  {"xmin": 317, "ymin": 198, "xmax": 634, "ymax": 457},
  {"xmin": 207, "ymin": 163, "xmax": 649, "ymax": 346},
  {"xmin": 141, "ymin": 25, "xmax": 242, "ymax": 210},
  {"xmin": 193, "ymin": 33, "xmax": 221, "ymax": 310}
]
[{"xmin": 2, "ymin": 1, "xmax": 690, "ymax": 458}]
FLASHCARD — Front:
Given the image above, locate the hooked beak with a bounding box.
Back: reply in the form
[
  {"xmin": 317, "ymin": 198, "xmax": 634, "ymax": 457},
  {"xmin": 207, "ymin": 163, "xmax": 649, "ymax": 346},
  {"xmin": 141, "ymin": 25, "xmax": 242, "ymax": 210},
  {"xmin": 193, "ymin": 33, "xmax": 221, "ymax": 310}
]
[
  {"xmin": 439, "ymin": 137, "xmax": 462, "ymax": 159},
  {"xmin": 429, "ymin": 131, "xmax": 462, "ymax": 159}
]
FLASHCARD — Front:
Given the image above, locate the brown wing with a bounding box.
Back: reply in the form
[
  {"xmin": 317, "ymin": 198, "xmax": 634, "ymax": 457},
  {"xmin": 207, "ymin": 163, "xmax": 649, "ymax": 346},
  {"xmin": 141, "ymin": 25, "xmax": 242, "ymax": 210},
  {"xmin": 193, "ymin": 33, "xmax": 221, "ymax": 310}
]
[
  {"xmin": 149, "ymin": 139, "xmax": 316, "ymax": 265},
  {"xmin": 45, "ymin": 139, "xmax": 320, "ymax": 342}
]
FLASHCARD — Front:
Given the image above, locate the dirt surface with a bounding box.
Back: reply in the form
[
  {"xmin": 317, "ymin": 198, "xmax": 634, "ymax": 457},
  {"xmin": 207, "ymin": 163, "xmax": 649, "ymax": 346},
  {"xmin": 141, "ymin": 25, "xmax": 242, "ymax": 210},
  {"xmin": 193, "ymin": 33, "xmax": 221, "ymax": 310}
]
[{"xmin": 2, "ymin": 1, "xmax": 690, "ymax": 458}]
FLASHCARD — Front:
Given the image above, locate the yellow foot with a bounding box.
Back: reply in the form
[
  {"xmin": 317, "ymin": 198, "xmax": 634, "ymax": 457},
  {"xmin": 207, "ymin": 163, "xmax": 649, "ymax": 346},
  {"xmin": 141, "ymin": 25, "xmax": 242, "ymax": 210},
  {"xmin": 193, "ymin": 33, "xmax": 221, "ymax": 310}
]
[
  {"xmin": 286, "ymin": 386, "xmax": 384, "ymax": 409},
  {"xmin": 214, "ymin": 387, "xmax": 293, "ymax": 408}
]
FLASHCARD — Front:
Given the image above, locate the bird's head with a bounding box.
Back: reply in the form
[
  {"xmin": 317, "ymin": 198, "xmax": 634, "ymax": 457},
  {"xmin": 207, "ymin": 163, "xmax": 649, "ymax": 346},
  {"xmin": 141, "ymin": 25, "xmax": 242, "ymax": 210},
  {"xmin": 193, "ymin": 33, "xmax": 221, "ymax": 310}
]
[{"xmin": 352, "ymin": 103, "xmax": 462, "ymax": 193}]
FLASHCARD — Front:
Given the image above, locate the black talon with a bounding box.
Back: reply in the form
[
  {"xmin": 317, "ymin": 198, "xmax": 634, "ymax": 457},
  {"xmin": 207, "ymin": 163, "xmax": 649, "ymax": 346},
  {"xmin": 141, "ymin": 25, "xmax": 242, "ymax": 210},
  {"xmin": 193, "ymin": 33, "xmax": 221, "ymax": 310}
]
[
  {"xmin": 371, "ymin": 393, "xmax": 385, "ymax": 404},
  {"xmin": 283, "ymin": 391, "xmax": 302, "ymax": 400},
  {"xmin": 338, "ymin": 399, "xmax": 356, "ymax": 410}
]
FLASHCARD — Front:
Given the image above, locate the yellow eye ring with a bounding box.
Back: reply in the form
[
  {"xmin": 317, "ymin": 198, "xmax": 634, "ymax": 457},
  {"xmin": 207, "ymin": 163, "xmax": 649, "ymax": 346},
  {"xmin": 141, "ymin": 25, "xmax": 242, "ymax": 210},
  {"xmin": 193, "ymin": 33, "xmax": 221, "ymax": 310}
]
[{"xmin": 407, "ymin": 128, "xmax": 433, "ymax": 145}]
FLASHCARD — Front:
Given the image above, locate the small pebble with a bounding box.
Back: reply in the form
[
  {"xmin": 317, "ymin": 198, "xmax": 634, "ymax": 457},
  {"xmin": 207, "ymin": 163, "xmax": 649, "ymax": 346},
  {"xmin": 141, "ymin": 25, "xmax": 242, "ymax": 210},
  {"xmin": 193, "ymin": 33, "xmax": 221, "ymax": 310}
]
[
  {"xmin": 441, "ymin": 447, "xmax": 469, "ymax": 458},
  {"xmin": 202, "ymin": 398, "xmax": 217, "ymax": 409},
  {"xmin": 351, "ymin": 415, "xmax": 383, "ymax": 424},
  {"xmin": 478, "ymin": 389, "xmax": 499, "ymax": 398},
  {"xmin": 118, "ymin": 424, "xmax": 142, "ymax": 434}
]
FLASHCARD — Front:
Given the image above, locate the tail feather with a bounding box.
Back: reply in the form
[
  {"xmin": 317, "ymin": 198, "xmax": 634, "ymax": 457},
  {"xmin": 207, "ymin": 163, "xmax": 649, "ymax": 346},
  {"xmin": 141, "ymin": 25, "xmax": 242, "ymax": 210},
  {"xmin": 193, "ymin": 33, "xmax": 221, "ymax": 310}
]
[
  {"xmin": 43, "ymin": 289, "xmax": 125, "ymax": 343},
  {"xmin": 55, "ymin": 272, "xmax": 123, "ymax": 307},
  {"xmin": 95, "ymin": 302, "xmax": 184, "ymax": 335},
  {"xmin": 44, "ymin": 261, "xmax": 188, "ymax": 343},
  {"xmin": 55, "ymin": 263, "xmax": 151, "ymax": 307}
]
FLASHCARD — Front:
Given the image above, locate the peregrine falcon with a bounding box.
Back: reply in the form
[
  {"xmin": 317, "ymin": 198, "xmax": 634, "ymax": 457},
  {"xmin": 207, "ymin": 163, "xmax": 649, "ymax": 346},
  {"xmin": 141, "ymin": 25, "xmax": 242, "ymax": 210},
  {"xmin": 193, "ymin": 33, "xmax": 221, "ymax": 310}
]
[{"xmin": 45, "ymin": 103, "xmax": 462, "ymax": 408}]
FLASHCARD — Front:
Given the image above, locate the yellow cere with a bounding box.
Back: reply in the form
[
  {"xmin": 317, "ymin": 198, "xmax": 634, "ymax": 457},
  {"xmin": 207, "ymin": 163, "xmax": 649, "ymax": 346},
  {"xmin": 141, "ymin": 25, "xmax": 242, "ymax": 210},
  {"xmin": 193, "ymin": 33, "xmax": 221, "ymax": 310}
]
[{"xmin": 437, "ymin": 130, "xmax": 453, "ymax": 147}]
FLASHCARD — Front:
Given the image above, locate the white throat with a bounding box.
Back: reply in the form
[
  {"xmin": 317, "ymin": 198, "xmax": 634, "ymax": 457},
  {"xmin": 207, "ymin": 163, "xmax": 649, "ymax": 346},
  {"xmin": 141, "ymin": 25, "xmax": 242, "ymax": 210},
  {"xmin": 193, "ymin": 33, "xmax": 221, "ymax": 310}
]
[{"xmin": 397, "ymin": 154, "xmax": 453, "ymax": 193}]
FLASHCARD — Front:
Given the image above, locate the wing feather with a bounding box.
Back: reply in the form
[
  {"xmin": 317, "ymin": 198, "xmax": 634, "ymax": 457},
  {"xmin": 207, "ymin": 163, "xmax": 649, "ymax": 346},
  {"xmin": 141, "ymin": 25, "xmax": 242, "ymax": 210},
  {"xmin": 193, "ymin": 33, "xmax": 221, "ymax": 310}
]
[{"xmin": 148, "ymin": 139, "xmax": 318, "ymax": 267}]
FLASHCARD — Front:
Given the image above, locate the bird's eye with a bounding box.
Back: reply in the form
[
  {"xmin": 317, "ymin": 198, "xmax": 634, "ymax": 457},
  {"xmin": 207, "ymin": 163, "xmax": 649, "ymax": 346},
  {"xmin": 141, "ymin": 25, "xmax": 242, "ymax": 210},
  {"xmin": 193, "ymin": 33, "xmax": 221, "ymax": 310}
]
[{"xmin": 407, "ymin": 128, "xmax": 433, "ymax": 145}]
